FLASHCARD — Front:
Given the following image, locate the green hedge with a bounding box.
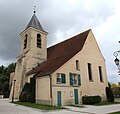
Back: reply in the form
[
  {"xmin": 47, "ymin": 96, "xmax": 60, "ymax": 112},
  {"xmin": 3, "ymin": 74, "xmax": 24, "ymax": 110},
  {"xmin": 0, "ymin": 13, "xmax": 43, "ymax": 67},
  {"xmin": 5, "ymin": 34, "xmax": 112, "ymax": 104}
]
[
  {"xmin": 3, "ymin": 92, "xmax": 9, "ymax": 98},
  {"xmin": 19, "ymin": 80, "xmax": 35, "ymax": 103},
  {"xmin": 82, "ymin": 95, "xmax": 101, "ymax": 104},
  {"xmin": 106, "ymin": 87, "xmax": 114, "ymax": 102}
]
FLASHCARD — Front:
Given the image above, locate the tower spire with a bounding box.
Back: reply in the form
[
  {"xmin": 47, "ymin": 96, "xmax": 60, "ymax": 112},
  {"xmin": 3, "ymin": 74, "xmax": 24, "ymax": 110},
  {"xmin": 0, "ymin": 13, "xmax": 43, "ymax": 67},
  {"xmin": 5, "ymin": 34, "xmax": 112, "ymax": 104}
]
[
  {"xmin": 24, "ymin": 7, "xmax": 47, "ymax": 33},
  {"xmin": 33, "ymin": 5, "xmax": 36, "ymax": 14}
]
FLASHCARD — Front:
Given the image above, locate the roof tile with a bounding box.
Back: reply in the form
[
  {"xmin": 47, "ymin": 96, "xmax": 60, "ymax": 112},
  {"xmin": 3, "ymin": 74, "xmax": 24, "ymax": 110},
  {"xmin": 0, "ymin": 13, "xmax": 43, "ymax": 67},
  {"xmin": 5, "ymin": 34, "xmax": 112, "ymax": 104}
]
[
  {"xmin": 25, "ymin": 14, "xmax": 46, "ymax": 32},
  {"xmin": 27, "ymin": 29, "xmax": 91, "ymax": 77}
]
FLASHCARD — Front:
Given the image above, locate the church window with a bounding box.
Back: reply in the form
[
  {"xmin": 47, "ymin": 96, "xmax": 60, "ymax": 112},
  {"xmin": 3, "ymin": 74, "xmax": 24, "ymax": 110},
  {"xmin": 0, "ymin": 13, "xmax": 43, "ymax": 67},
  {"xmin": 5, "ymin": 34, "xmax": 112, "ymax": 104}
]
[
  {"xmin": 37, "ymin": 34, "xmax": 41, "ymax": 48},
  {"xmin": 99, "ymin": 66, "xmax": 103, "ymax": 82},
  {"xmin": 76, "ymin": 60, "xmax": 80, "ymax": 70},
  {"xmin": 88, "ymin": 63, "xmax": 93, "ymax": 81},
  {"xmin": 24, "ymin": 34, "xmax": 27, "ymax": 49}
]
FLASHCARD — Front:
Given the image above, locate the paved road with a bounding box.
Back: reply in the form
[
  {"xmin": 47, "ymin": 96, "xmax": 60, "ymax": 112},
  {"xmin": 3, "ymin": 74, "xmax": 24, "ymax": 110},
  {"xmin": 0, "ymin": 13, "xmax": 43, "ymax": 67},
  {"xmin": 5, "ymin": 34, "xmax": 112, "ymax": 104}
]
[
  {"xmin": 0, "ymin": 99, "xmax": 120, "ymax": 114},
  {"xmin": 0, "ymin": 99, "xmax": 83, "ymax": 114},
  {"xmin": 65, "ymin": 105, "xmax": 120, "ymax": 114}
]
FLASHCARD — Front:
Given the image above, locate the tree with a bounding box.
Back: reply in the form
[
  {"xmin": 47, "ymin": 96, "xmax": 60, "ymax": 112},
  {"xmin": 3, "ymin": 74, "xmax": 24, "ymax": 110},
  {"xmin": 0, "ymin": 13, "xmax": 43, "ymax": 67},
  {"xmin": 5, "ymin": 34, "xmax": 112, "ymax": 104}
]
[
  {"xmin": 0, "ymin": 63, "xmax": 16, "ymax": 98},
  {"xmin": 0, "ymin": 65, "xmax": 5, "ymax": 74},
  {"xmin": 108, "ymin": 82, "xmax": 112, "ymax": 89},
  {"xmin": 112, "ymin": 87, "xmax": 120, "ymax": 97}
]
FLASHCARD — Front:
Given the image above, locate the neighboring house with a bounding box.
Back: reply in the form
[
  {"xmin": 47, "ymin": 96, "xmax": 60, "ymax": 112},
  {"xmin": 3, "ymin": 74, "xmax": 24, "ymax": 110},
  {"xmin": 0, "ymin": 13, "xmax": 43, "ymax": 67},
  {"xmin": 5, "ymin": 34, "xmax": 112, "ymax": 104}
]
[
  {"xmin": 111, "ymin": 83, "xmax": 118, "ymax": 88},
  {"xmin": 118, "ymin": 82, "xmax": 120, "ymax": 87},
  {"xmin": 9, "ymin": 12, "xmax": 108, "ymax": 106}
]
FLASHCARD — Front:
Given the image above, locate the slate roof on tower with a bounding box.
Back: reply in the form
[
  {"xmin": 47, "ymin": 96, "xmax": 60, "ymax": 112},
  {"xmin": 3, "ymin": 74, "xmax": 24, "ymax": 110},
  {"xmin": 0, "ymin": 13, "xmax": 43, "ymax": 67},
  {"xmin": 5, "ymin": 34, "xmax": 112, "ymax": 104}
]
[
  {"xmin": 27, "ymin": 29, "xmax": 91, "ymax": 77},
  {"xmin": 25, "ymin": 14, "xmax": 46, "ymax": 33}
]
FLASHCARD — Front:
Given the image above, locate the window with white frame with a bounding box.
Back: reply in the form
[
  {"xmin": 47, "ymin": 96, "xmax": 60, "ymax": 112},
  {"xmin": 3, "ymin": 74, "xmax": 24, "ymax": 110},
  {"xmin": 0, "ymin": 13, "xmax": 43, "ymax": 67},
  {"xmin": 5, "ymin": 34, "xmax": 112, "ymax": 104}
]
[
  {"xmin": 72, "ymin": 74, "xmax": 77, "ymax": 85},
  {"xmin": 56, "ymin": 73, "xmax": 66, "ymax": 84},
  {"xmin": 57, "ymin": 74, "xmax": 61, "ymax": 83},
  {"xmin": 69, "ymin": 73, "xmax": 81, "ymax": 86}
]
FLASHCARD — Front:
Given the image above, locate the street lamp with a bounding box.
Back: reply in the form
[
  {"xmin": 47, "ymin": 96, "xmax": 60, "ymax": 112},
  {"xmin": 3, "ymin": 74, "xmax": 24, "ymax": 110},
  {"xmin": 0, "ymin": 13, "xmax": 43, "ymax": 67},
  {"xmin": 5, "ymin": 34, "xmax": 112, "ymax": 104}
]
[
  {"xmin": 114, "ymin": 58, "xmax": 119, "ymax": 66},
  {"xmin": 12, "ymin": 79, "xmax": 16, "ymax": 103},
  {"xmin": 113, "ymin": 51, "xmax": 120, "ymax": 66},
  {"xmin": 113, "ymin": 50, "xmax": 120, "ymax": 75}
]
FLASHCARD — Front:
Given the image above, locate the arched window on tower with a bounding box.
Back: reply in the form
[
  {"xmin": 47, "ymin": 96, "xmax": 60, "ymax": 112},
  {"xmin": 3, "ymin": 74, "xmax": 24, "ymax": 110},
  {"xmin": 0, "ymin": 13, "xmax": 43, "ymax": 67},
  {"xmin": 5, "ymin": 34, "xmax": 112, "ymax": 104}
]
[
  {"xmin": 24, "ymin": 34, "xmax": 27, "ymax": 49},
  {"xmin": 37, "ymin": 34, "xmax": 41, "ymax": 48}
]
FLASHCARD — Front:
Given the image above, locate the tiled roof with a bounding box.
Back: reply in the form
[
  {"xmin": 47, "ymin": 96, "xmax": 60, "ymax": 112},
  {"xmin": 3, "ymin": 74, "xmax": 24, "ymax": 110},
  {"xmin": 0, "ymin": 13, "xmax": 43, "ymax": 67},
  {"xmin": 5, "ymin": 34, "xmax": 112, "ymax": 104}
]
[
  {"xmin": 25, "ymin": 14, "xmax": 46, "ymax": 32},
  {"xmin": 27, "ymin": 29, "xmax": 91, "ymax": 77}
]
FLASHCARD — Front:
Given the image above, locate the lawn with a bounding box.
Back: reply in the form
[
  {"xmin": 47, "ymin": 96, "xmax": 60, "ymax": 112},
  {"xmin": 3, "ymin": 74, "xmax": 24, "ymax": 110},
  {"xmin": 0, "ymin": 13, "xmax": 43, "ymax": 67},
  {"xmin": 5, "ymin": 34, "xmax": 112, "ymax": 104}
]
[
  {"xmin": 108, "ymin": 111, "xmax": 120, "ymax": 114},
  {"xmin": 13, "ymin": 101, "xmax": 65, "ymax": 110}
]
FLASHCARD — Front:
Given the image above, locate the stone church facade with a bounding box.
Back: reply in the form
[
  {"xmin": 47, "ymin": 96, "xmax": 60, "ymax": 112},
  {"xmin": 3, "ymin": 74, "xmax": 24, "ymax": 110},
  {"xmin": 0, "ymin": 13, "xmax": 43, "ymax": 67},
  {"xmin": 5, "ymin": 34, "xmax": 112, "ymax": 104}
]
[{"xmin": 10, "ymin": 12, "xmax": 108, "ymax": 106}]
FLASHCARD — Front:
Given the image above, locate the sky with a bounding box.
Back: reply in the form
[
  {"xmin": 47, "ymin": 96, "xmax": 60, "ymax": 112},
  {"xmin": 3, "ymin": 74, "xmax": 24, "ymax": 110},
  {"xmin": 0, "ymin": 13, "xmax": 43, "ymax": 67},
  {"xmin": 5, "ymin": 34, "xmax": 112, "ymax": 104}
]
[{"xmin": 0, "ymin": 0, "xmax": 120, "ymax": 84}]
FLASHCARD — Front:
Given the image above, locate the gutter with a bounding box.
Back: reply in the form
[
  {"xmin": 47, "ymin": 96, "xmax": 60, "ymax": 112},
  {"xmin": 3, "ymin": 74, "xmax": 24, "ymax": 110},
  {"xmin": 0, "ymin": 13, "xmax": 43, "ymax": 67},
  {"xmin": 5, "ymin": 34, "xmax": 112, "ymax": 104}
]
[{"xmin": 49, "ymin": 74, "xmax": 53, "ymax": 106}]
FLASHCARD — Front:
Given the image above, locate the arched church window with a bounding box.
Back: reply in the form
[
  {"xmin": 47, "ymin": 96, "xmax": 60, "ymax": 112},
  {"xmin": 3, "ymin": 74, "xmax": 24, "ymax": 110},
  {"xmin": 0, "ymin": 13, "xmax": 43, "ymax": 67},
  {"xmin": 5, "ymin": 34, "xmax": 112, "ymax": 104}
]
[
  {"xmin": 24, "ymin": 34, "xmax": 27, "ymax": 49},
  {"xmin": 37, "ymin": 34, "xmax": 41, "ymax": 48}
]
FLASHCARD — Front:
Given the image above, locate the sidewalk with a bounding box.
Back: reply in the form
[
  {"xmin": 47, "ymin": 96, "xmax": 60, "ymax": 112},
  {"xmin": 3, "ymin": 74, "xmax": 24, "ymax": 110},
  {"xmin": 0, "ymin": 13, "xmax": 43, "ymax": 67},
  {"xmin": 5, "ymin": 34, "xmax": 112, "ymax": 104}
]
[
  {"xmin": 0, "ymin": 99, "xmax": 120, "ymax": 114},
  {"xmin": 0, "ymin": 99, "xmax": 45, "ymax": 114},
  {"xmin": 115, "ymin": 98, "xmax": 120, "ymax": 102},
  {"xmin": 65, "ymin": 104, "xmax": 120, "ymax": 114}
]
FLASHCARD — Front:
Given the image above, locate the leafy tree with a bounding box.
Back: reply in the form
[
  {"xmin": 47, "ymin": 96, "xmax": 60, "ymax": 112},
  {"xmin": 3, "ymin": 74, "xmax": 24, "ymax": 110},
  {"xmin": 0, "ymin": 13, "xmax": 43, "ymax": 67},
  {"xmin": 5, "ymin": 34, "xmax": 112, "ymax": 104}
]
[
  {"xmin": 0, "ymin": 65, "xmax": 5, "ymax": 74},
  {"xmin": 112, "ymin": 87, "xmax": 120, "ymax": 97},
  {"xmin": 108, "ymin": 82, "xmax": 112, "ymax": 89},
  {"xmin": 0, "ymin": 63, "xmax": 16, "ymax": 97}
]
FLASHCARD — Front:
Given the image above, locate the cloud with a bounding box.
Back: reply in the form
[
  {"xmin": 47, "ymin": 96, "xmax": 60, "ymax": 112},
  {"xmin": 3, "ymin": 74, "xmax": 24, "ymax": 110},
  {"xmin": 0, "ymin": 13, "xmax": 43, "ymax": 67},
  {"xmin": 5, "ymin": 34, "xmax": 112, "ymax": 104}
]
[
  {"xmin": 0, "ymin": 0, "xmax": 120, "ymax": 83},
  {"xmin": 38, "ymin": 0, "xmax": 115, "ymax": 47},
  {"xmin": 0, "ymin": 0, "xmax": 33, "ymax": 61}
]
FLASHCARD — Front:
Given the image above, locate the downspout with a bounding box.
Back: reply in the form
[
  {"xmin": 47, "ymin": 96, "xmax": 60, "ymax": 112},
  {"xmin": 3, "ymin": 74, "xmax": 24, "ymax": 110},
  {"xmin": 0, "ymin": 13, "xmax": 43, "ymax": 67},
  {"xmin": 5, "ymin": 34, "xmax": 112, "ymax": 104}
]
[{"xmin": 49, "ymin": 74, "xmax": 53, "ymax": 106}]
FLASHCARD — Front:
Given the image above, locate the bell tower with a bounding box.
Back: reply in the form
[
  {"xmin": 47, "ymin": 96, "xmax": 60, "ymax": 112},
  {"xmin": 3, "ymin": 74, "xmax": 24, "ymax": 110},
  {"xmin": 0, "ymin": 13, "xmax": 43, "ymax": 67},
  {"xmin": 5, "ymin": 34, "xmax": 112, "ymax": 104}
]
[
  {"xmin": 10, "ymin": 11, "xmax": 48, "ymax": 100},
  {"xmin": 20, "ymin": 12, "xmax": 48, "ymax": 72}
]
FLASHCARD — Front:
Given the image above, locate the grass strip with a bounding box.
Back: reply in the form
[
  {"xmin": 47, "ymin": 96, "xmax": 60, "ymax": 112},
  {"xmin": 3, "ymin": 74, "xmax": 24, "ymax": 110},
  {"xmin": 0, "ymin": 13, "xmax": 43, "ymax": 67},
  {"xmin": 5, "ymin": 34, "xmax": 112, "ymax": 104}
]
[
  {"xmin": 108, "ymin": 111, "xmax": 120, "ymax": 114},
  {"xmin": 13, "ymin": 101, "xmax": 65, "ymax": 110}
]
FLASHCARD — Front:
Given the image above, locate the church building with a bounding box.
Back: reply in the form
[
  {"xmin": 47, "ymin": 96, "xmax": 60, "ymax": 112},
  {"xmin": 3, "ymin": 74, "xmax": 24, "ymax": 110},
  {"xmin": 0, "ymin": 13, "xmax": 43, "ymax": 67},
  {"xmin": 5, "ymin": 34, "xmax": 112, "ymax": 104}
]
[{"xmin": 10, "ymin": 12, "xmax": 108, "ymax": 106}]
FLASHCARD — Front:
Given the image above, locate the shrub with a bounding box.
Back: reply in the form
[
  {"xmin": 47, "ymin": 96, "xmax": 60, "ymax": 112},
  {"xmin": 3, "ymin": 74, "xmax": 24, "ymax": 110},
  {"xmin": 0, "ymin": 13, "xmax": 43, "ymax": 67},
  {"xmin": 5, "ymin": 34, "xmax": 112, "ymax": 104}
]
[
  {"xmin": 19, "ymin": 81, "xmax": 35, "ymax": 103},
  {"xmin": 19, "ymin": 83, "xmax": 31, "ymax": 102},
  {"xmin": 22, "ymin": 83, "xmax": 31, "ymax": 92},
  {"xmin": 106, "ymin": 87, "xmax": 114, "ymax": 102},
  {"xmin": 82, "ymin": 95, "xmax": 101, "ymax": 104},
  {"xmin": 3, "ymin": 91, "xmax": 9, "ymax": 98},
  {"xmin": 19, "ymin": 91, "xmax": 30, "ymax": 102}
]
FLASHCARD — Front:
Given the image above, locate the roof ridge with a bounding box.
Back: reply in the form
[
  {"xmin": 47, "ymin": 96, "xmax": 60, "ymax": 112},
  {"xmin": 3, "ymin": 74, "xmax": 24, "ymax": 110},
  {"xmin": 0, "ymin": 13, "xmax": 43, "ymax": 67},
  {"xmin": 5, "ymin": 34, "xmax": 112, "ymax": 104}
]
[
  {"xmin": 27, "ymin": 29, "xmax": 91, "ymax": 76},
  {"xmin": 48, "ymin": 29, "xmax": 91, "ymax": 49}
]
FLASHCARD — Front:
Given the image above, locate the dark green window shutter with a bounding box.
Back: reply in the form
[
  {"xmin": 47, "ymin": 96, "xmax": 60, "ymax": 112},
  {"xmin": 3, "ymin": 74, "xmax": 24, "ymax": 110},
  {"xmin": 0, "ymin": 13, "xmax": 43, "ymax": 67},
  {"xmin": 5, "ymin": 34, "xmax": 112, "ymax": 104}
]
[
  {"xmin": 78, "ymin": 74, "xmax": 81, "ymax": 86},
  {"xmin": 61, "ymin": 73, "xmax": 66, "ymax": 83},
  {"xmin": 70, "ymin": 73, "xmax": 73, "ymax": 85}
]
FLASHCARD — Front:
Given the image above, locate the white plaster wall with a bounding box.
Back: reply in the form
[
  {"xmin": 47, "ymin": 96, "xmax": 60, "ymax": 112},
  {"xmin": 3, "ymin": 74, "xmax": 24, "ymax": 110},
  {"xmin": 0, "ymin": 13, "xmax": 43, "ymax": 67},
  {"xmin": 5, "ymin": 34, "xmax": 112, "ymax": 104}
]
[{"xmin": 51, "ymin": 30, "xmax": 108, "ymax": 105}]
